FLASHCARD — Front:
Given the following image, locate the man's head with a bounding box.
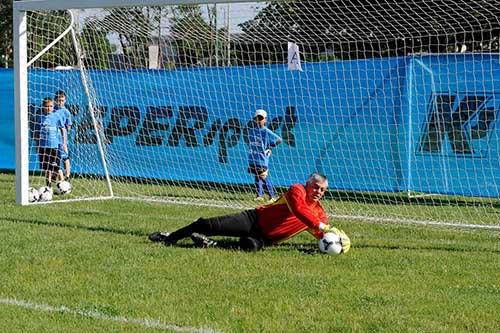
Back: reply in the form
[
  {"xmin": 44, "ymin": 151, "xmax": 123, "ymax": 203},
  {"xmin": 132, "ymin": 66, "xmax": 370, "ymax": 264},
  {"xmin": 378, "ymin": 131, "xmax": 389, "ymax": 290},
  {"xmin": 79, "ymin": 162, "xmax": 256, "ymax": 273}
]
[
  {"xmin": 305, "ymin": 173, "xmax": 328, "ymax": 203},
  {"xmin": 42, "ymin": 97, "xmax": 54, "ymax": 114},
  {"xmin": 54, "ymin": 90, "xmax": 66, "ymax": 108},
  {"xmin": 254, "ymin": 109, "xmax": 267, "ymax": 127}
]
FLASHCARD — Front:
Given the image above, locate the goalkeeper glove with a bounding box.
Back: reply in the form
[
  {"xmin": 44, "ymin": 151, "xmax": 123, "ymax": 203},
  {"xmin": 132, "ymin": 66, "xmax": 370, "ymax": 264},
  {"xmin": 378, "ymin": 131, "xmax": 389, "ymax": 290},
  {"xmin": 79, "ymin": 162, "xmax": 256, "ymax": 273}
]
[
  {"xmin": 320, "ymin": 224, "xmax": 352, "ymax": 253},
  {"xmin": 337, "ymin": 229, "xmax": 351, "ymax": 253},
  {"xmin": 265, "ymin": 148, "xmax": 272, "ymax": 157},
  {"xmin": 319, "ymin": 223, "xmax": 337, "ymax": 234}
]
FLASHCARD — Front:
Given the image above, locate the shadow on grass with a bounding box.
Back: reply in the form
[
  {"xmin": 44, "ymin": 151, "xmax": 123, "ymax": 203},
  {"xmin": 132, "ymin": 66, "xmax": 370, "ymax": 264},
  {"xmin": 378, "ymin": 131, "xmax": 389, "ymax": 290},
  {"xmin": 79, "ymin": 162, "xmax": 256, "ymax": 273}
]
[
  {"xmin": 1, "ymin": 216, "xmax": 146, "ymax": 237},
  {"xmin": 3, "ymin": 216, "xmax": 499, "ymax": 254},
  {"xmin": 274, "ymin": 241, "xmax": 500, "ymax": 255}
]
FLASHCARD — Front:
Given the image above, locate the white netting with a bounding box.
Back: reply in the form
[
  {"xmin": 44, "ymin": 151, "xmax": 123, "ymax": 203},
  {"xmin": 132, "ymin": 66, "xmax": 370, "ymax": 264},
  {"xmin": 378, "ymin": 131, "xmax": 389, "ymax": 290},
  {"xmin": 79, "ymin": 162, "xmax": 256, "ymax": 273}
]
[{"xmin": 23, "ymin": 0, "xmax": 500, "ymax": 227}]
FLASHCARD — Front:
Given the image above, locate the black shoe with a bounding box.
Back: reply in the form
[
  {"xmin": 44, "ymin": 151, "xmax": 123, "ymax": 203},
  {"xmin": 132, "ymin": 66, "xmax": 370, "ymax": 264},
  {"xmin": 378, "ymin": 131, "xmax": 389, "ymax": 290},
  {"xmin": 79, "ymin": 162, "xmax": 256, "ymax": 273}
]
[
  {"xmin": 191, "ymin": 233, "xmax": 217, "ymax": 248},
  {"xmin": 148, "ymin": 231, "xmax": 170, "ymax": 243}
]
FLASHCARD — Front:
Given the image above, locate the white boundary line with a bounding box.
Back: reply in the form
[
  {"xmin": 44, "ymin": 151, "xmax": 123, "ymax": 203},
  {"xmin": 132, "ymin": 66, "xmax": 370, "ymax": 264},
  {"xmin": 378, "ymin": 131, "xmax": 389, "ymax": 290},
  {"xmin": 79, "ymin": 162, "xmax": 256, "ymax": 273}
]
[
  {"xmin": 330, "ymin": 214, "xmax": 500, "ymax": 231},
  {"xmin": 121, "ymin": 197, "xmax": 500, "ymax": 231},
  {"xmin": 30, "ymin": 196, "xmax": 500, "ymax": 231},
  {"xmin": 0, "ymin": 297, "xmax": 223, "ymax": 333}
]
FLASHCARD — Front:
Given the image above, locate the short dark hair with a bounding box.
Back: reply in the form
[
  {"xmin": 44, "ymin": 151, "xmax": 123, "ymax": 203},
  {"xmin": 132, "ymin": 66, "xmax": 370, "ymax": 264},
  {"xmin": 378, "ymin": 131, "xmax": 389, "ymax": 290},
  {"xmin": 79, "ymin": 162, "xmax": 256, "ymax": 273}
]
[
  {"xmin": 42, "ymin": 97, "xmax": 53, "ymax": 106},
  {"xmin": 55, "ymin": 90, "xmax": 66, "ymax": 99}
]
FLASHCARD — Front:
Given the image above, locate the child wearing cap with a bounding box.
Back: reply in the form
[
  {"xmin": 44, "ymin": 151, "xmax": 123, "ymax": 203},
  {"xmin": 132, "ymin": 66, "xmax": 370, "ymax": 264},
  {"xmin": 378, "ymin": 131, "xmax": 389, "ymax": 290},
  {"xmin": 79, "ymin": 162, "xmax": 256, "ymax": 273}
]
[{"xmin": 247, "ymin": 109, "xmax": 283, "ymax": 202}]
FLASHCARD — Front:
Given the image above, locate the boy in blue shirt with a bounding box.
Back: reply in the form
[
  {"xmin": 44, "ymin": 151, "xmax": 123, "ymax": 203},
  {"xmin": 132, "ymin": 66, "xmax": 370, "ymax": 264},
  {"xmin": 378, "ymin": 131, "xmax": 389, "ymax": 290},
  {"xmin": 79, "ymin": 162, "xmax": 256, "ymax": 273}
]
[
  {"xmin": 33, "ymin": 97, "xmax": 67, "ymax": 187},
  {"xmin": 247, "ymin": 109, "xmax": 282, "ymax": 202},
  {"xmin": 54, "ymin": 90, "xmax": 73, "ymax": 181}
]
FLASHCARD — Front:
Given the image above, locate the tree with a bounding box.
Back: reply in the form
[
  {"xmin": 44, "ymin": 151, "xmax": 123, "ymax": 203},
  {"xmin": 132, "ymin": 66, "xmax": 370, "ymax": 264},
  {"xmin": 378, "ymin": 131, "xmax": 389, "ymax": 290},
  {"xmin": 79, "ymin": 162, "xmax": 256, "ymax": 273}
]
[
  {"xmin": 169, "ymin": 5, "xmax": 218, "ymax": 67},
  {"xmin": 27, "ymin": 10, "xmax": 76, "ymax": 68},
  {"xmin": 0, "ymin": 0, "xmax": 13, "ymax": 68},
  {"xmin": 238, "ymin": 0, "xmax": 500, "ymax": 63},
  {"xmin": 78, "ymin": 18, "xmax": 114, "ymax": 69},
  {"xmin": 99, "ymin": 7, "xmax": 156, "ymax": 68}
]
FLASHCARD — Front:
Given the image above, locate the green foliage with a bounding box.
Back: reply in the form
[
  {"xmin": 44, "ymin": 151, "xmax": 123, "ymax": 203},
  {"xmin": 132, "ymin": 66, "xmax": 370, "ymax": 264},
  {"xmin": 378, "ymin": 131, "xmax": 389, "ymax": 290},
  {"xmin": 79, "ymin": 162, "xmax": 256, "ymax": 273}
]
[
  {"xmin": 239, "ymin": 0, "xmax": 500, "ymax": 62},
  {"xmin": 5, "ymin": 1, "xmax": 500, "ymax": 69},
  {"xmin": 169, "ymin": 5, "xmax": 218, "ymax": 67},
  {"xmin": 98, "ymin": 7, "xmax": 155, "ymax": 69},
  {"xmin": 0, "ymin": 0, "xmax": 13, "ymax": 68},
  {"xmin": 79, "ymin": 19, "xmax": 113, "ymax": 69},
  {"xmin": 0, "ymin": 172, "xmax": 499, "ymax": 332},
  {"xmin": 27, "ymin": 11, "xmax": 75, "ymax": 69}
]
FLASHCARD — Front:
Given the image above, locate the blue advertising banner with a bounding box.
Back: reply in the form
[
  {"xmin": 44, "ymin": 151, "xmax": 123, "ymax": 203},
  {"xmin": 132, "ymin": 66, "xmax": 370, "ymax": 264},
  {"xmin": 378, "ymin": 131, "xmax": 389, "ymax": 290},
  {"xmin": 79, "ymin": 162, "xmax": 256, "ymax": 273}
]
[
  {"xmin": 407, "ymin": 54, "xmax": 500, "ymax": 197},
  {"xmin": 1, "ymin": 54, "xmax": 499, "ymax": 197},
  {"xmin": 25, "ymin": 57, "xmax": 407, "ymax": 190},
  {"xmin": 0, "ymin": 69, "xmax": 15, "ymax": 170}
]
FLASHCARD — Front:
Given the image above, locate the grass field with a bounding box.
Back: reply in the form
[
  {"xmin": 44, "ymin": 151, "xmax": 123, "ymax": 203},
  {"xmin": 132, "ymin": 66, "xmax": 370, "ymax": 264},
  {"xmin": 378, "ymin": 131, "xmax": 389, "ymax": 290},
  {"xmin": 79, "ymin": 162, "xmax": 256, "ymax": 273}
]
[{"xmin": 1, "ymin": 172, "xmax": 499, "ymax": 332}]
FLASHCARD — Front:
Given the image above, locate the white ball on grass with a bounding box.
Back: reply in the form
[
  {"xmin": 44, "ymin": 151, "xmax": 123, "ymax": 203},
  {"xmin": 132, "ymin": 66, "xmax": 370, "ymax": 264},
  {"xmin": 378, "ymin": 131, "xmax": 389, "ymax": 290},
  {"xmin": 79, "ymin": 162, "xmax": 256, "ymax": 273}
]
[
  {"xmin": 38, "ymin": 186, "xmax": 53, "ymax": 202},
  {"xmin": 28, "ymin": 187, "xmax": 40, "ymax": 202},
  {"xmin": 55, "ymin": 180, "xmax": 72, "ymax": 195}
]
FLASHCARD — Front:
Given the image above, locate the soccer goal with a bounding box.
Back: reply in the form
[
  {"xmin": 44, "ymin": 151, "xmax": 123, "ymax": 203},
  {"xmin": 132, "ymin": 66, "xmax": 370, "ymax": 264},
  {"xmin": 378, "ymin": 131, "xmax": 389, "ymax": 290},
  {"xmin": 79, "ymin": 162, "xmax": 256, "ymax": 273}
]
[{"xmin": 14, "ymin": 0, "xmax": 500, "ymax": 228}]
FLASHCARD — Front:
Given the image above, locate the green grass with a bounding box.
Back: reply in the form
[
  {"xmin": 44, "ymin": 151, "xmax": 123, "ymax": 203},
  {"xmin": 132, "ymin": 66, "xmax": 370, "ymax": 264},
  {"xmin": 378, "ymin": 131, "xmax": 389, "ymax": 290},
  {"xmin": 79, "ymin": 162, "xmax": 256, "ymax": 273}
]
[
  {"xmin": 28, "ymin": 170, "xmax": 500, "ymax": 226},
  {"xmin": 1, "ymin": 173, "xmax": 499, "ymax": 332}
]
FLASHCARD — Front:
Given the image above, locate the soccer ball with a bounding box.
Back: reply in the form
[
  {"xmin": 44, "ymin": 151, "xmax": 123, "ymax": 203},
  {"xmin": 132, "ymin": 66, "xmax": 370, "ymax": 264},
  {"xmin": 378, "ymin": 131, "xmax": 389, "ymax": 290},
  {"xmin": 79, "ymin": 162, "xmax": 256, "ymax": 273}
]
[
  {"xmin": 319, "ymin": 232, "xmax": 343, "ymax": 255},
  {"xmin": 38, "ymin": 186, "xmax": 53, "ymax": 202},
  {"xmin": 55, "ymin": 180, "xmax": 72, "ymax": 195},
  {"xmin": 28, "ymin": 187, "xmax": 40, "ymax": 202}
]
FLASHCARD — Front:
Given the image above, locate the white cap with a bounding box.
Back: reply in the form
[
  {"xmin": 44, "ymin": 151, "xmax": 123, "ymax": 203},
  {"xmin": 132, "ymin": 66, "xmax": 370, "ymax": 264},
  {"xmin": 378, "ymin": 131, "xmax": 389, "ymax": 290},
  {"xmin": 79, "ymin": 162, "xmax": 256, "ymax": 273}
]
[{"xmin": 254, "ymin": 109, "xmax": 267, "ymax": 118}]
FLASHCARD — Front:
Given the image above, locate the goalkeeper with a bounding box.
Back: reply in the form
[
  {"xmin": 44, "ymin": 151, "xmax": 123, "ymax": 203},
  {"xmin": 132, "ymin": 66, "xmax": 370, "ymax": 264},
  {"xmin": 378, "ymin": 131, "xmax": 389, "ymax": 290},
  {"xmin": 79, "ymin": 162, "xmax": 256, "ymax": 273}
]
[{"xmin": 149, "ymin": 173, "xmax": 350, "ymax": 253}]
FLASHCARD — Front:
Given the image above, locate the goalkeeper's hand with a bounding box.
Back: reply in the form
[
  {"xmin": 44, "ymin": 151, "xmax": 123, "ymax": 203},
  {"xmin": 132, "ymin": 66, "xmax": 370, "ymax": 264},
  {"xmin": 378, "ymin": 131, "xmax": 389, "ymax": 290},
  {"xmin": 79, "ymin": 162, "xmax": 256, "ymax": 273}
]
[
  {"xmin": 265, "ymin": 148, "xmax": 272, "ymax": 157},
  {"xmin": 319, "ymin": 223, "xmax": 337, "ymax": 234},
  {"xmin": 337, "ymin": 229, "xmax": 351, "ymax": 253},
  {"xmin": 320, "ymin": 224, "xmax": 351, "ymax": 253}
]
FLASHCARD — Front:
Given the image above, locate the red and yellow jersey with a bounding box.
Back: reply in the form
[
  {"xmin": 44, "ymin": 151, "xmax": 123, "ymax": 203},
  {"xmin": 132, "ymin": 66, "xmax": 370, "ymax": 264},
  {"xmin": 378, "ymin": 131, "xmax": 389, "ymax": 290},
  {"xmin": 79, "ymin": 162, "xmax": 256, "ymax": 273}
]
[{"xmin": 256, "ymin": 184, "xmax": 328, "ymax": 244}]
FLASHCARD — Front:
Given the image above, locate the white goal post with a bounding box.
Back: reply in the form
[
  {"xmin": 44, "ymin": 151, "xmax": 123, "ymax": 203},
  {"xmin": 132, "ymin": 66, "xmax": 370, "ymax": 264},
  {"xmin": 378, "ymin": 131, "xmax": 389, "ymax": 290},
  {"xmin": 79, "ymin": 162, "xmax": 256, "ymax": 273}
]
[
  {"xmin": 14, "ymin": 0, "xmax": 235, "ymax": 205},
  {"xmin": 13, "ymin": 0, "xmax": 500, "ymax": 229}
]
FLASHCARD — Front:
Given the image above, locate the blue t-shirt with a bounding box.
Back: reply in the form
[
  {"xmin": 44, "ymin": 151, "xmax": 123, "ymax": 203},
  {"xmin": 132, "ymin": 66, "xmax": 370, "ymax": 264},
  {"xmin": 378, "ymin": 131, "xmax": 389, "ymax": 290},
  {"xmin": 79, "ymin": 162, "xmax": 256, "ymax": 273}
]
[
  {"xmin": 34, "ymin": 112, "xmax": 64, "ymax": 148},
  {"xmin": 54, "ymin": 106, "xmax": 73, "ymax": 144},
  {"xmin": 248, "ymin": 126, "xmax": 281, "ymax": 167}
]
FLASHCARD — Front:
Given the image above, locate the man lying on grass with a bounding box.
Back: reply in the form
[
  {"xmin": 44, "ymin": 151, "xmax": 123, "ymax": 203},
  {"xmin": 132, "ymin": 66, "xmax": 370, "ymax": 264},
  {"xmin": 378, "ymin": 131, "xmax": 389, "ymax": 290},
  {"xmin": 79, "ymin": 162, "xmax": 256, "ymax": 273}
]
[{"xmin": 149, "ymin": 173, "xmax": 350, "ymax": 252}]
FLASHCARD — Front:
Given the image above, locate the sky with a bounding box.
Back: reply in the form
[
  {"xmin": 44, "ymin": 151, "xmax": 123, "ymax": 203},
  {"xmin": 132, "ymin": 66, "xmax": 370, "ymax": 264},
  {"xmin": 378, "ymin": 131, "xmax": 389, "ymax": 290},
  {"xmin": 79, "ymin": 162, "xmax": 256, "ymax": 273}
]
[{"xmin": 73, "ymin": 2, "xmax": 263, "ymax": 34}]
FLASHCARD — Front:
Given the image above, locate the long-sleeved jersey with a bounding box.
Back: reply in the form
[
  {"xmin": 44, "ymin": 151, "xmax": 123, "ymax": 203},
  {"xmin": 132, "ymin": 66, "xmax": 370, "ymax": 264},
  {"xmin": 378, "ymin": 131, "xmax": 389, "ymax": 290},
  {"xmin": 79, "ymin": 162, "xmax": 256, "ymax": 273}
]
[{"xmin": 256, "ymin": 184, "xmax": 328, "ymax": 244}]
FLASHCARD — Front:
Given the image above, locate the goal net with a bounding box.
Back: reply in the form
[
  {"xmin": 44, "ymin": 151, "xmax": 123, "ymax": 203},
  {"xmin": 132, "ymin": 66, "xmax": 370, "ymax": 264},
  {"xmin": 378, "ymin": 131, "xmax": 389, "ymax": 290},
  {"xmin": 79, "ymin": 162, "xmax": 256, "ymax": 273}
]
[{"xmin": 15, "ymin": 0, "xmax": 500, "ymax": 228}]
